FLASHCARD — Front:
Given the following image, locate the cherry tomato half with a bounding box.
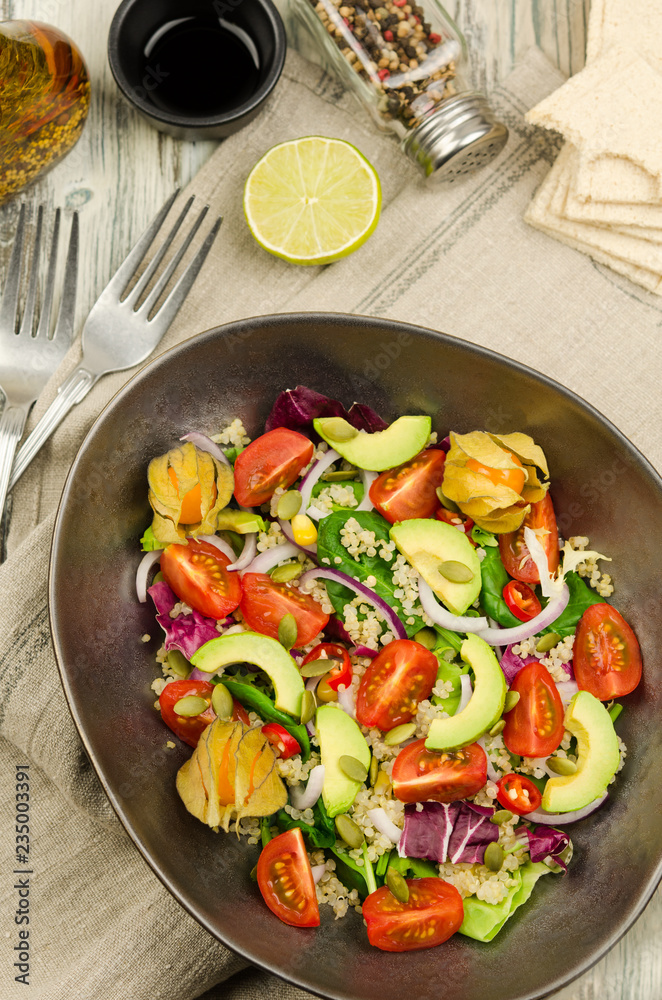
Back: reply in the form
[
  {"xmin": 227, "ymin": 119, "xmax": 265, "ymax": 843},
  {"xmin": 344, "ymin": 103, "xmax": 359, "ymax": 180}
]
[
  {"xmin": 503, "ymin": 580, "xmax": 542, "ymax": 623},
  {"xmin": 574, "ymin": 603, "xmax": 642, "ymax": 700},
  {"xmin": 499, "ymin": 493, "xmax": 559, "ymax": 584},
  {"xmin": 502, "ymin": 661, "xmax": 564, "ymax": 758},
  {"xmin": 362, "ymin": 878, "xmax": 464, "ymax": 952},
  {"xmin": 257, "ymin": 828, "xmax": 320, "ymax": 928},
  {"xmin": 435, "ymin": 506, "xmax": 475, "ymax": 544},
  {"xmin": 392, "ymin": 739, "xmax": 487, "ymax": 804},
  {"xmin": 159, "ymin": 679, "xmax": 215, "ymax": 748},
  {"xmin": 466, "ymin": 449, "xmax": 526, "ymax": 494},
  {"xmin": 232, "ymin": 699, "xmax": 251, "ymax": 726},
  {"xmin": 301, "ymin": 642, "xmax": 352, "ymax": 692},
  {"xmin": 261, "ymin": 723, "xmax": 301, "ymax": 760},
  {"xmin": 355, "ymin": 639, "xmax": 438, "ymax": 731},
  {"xmin": 240, "ymin": 573, "xmax": 329, "ymax": 647},
  {"xmin": 368, "ymin": 449, "xmax": 446, "ymax": 524},
  {"xmin": 233, "ymin": 428, "xmax": 313, "ymax": 507},
  {"xmin": 160, "ymin": 539, "xmax": 242, "ymax": 620},
  {"xmin": 496, "ymin": 773, "xmax": 542, "ymax": 815}
]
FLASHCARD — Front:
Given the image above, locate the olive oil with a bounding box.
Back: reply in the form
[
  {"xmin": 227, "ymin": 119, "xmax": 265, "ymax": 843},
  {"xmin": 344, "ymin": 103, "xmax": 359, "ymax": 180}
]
[{"xmin": 141, "ymin": 16, "xmax": 261, "ymax": 118}]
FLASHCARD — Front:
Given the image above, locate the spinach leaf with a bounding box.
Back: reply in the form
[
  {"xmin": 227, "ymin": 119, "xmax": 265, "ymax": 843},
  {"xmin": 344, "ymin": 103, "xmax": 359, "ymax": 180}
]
[
  {"xmin": 311, "ymin": 480, "xmax": 364, "ymax": 509},
  {"xmin": 471, "ymin": 525, "xmax": 498, "ymax": 548},
  {"xmin": 388, "ymin": 854, "xmax": 439, "ymax": 878},
  {"xmin": 543, "ymin": 571, "xmax": 605, "ymax": 638},
  {"xmin": 433, "ymin": 657, "xmax": 469, "ymax": 716},
  {"xmin": 329, "ymin": 847, "xmax": 370, "ymax": 898},
  {"xmin": 275, "ymin": 799, "xmax": 336, "ymax": 849},
  {"xmin": 316, "ymin": 510, "xmax": 423, "ymax": 637},
  {"xmin": 479, "ymin": 546, "xmax": 523, "ymax": 629}
]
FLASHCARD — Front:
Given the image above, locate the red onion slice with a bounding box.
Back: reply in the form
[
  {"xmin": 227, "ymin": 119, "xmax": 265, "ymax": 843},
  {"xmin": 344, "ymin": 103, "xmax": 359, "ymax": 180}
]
[
  {"xmin": 289, "ymin": 764, "xmax": 325, "ymax": 810},
  {"xmin": 349, "ymin": 645, "xmax": 379, "ymax": 658},
  {"xmin": 418, "ymin": 577, "xmax": 489, "ymax": 632},
  {"xmin": 180, "ymin": 432, "xmax": 230, "ymax": 466},
  {"xmin": 336, "ymin": 684, "xmax": 356, "ymax": 718},
  {"xmin": 279, "ymin": 517, "xmax": 317, "ymax": 556},
  {"xmin": 299, "ymin": 568, "xmax": 407, "ymax": 641},
  {"xmin": 227, "ymin": 533, "xmax": 257, "ymax": 572},
  {"xmin": 298, "ymin": 448, "xmax": 341, "ymax": 512},
  {"xmin": 524, "ymin": 792, "xmax": 608, "ymax": 825},
  {"xmin": 368, "ymin": 807, "xmax": 402, "ymax": 844},
  {"xmin": 244, "ymin": 541, "xmax": 301, "ymax": 575},
  {"xmin": 305, "ymin": 676, "xmax": 320, "ymax": 736},
  {"xmin": 475, "ymin": 585, "xmax": 569, "ymax": 645},
  {"xmin": 458, "ymin": 673, "xmax": 473, "ymax": 713},
  {"xmin": 197, "ymin": 534, "xmax": 237, "ymax": 563},
  {"xmin": 356, "ymin": 470, "xmax": 377, "ymax": 511},
  {"xmin": 555, "ymin": 679, "xmax": 579, "ymax": 707},
  {"xmin": 476, "ymin": 737, "xmax": 500, "ymax": 783},
  {"xmin": 311, "ymin": 864, "xmax": 326, "ymax": 885},
  {"xmin": 136, "ymin": 549, "xmax": 163, "ymax": 602},
  {"xmin": 523, "ymin": 526, "xmax": 560, "ymax": 599}
]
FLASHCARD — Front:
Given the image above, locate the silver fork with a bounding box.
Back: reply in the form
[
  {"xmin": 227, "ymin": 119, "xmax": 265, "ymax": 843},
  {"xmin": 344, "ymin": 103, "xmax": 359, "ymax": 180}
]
[
  {"xmin": 9, "ymin": 190, "xmax": 222, "ymax": 492},
  {"xmin": 0, "ymin": 204, "xmax": 78, "ymax": 518}
]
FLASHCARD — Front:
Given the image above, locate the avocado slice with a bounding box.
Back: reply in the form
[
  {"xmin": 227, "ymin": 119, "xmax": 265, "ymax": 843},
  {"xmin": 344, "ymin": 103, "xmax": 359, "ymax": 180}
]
[
  {"xmin": 313, "ymin": 415, "xmax": 431, "ymax": 471},
  {"xmin": 190, "ymin": 632, "xmax": 304, "ymax": 718},
  {"xmin": 215, "ymin": 508, "xmax": 266, "ymax": 534},
  {"xmin": 316, "ymin": 705, "xmax": 371, "ymax": 817},
  {"xmin": 390, "ymin": 518, "xmax": 481, "ymax": 615},
  {"xmin": 425, "ymin": 634, "xmax": 506, "ymax": 750},
  {"xmin": 542, "ymin": 691, "xmax": 620, "ymax": 813}
]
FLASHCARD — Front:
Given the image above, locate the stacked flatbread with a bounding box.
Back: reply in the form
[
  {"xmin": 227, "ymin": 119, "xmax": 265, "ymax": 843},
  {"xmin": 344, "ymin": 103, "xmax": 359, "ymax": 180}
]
[{"xmin": 524, "ymin": 0, "xmax": 662, "ymax": 294}]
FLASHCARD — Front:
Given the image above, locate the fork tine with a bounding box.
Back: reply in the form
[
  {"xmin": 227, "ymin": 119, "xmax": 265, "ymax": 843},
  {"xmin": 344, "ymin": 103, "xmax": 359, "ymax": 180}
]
[
  {"xmin": 35, "ymin": 207, "xmax": 61, "ymax": 339},
  {"xmin": 0, "ymin": 203, "xmax": 28, "ymax": 335},
  {"xmin": 123, "ymin": 196, "xmax": 195, "ymax": 309},
  {"xmin": 139, "ymin": 204, "xmax": 209, "ymax": 317},
  {"xmin": 18, "ymin": 205, "xmax": 44, "ymax": 337},
  {"xmin": 147, "ymin": 216, "xmax": 222, "ymax": 331},
  {"xmin": 104, "ymin": 188, "xmax": 180, "ymax": 300},
  {"xmin": 51, "ymin": 211, "xmax": 79, "ymax": 343}
]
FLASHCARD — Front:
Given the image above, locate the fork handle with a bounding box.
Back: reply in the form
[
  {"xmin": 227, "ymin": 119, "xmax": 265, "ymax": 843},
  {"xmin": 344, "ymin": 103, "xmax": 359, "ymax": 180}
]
[
  {"xmin": 0, "ymin": 405, "xmax": 28, "ymax": 519},
  {"xmin": 8, "ymin": 366, "xmax": 98, "ymax": 492}
]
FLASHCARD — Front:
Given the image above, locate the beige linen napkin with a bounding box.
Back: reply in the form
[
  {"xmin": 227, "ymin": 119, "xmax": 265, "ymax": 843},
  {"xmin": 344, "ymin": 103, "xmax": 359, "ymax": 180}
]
[{"xmin": 1, "ymin": 46, "xmax": 661, "ymax": 1000}]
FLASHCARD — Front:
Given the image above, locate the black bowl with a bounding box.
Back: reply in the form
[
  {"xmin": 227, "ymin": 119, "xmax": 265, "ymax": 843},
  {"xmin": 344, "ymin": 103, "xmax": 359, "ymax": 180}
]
[
  {"xmin": 50, "ymin": 313, "xmax": 662, "ymax": 1000},
  {"xmin": 108, "ymin": 0, "xmax": 286, "ymax": 140}
]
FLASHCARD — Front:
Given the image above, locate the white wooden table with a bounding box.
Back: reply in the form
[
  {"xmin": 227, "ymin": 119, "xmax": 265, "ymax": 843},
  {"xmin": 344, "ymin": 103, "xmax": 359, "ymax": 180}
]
[{"xmin": 1, "ymin": 1, "xmax": 660, "ymax": 998}]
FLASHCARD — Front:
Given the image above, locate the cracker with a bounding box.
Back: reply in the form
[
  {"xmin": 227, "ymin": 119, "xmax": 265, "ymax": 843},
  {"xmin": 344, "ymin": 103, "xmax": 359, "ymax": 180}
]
[
  {"xmin": 598, "ymin": 0, "xmax": 662, "ymax": 75},
  {"xmin": 585, "ymin": 0, "xmax": 606, "ymax": 64},
  {"xmin": 526, "ymin": 47, "xmax": 662, "ymax": 201},
  {"xmin": 524, "ymin": 150, "xmax": 662, "ymax": 293},
  {"xmin": 562, "ymin": 145, "xmax": 662, "ymax": 237}
]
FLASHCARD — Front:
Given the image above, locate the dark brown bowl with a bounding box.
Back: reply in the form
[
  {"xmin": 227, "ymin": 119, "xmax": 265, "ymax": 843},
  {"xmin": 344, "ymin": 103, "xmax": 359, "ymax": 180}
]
[{"xmin": 50, "ymin": 313, "xmax": 662, "ymax": 1000}]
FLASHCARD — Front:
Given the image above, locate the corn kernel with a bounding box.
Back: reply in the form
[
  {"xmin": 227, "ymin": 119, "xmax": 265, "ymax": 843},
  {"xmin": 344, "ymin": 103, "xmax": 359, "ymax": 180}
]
[{"xmin": 292, "ymin": 513, "xmax": 318, "ymax": 545}]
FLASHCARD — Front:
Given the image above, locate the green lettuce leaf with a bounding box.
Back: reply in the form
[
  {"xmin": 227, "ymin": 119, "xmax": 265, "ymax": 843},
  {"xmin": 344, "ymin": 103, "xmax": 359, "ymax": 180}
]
[
  {"xmin": 459, "ymin": 861, "xmax": 554, "ymax": 942},
  {"xmin": 479, "ymin": 546, "xmax": 523, "ymax": 628},
  {"xmin": 543, "ymin": 571, "xmax": 605, "ymax": 638}
]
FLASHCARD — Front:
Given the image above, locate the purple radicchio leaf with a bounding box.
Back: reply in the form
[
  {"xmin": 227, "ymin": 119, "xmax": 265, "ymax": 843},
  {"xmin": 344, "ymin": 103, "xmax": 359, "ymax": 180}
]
[
  {"xmin": 148, "ymin": 580, "xmax": 219, "ymax": 660},
  {"xmin": 324, "ymin": 614, "xmax": 354, "ymax": 645},
  {"xmin": 499, "ymin": 644, "xmax": 540, "ymax": 685},
  {"xmin": 447, "ymin": 802, "xmax": 499, "ymax": 863},
  {"xmin": 399, "ymin": 802, "xmax": 461, "ymax": 863},
  {"xmin": 265, "ymin": 386, "xmax": 347, "ymax": 433},
  {"xmin": 524, "ymin": 825, "xmax": 571, "ymax": 872},
  {"xmin": 346, "ymin": 402, "xmax": 388, "ymax": 433},
  {"xmin": 439, "ymin": 435, "xmax": 451, "ymax": 453}
]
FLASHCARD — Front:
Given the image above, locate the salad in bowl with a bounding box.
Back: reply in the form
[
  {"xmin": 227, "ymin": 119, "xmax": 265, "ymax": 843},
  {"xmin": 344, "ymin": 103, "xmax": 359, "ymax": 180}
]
[{"xmin": 135, "ymin": 384, "xmax": 640, "ymax": 953}]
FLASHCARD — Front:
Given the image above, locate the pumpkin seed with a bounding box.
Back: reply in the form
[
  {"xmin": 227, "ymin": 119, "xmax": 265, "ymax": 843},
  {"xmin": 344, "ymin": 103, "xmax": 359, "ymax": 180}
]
[
  {"xmin": 547, "ymin": 756, "xmax": 578, "ymax": 776},
  {"xmin": 438, "ymin": 560, "xmax": 474, "ymax": 584},
  {"xmin": 300, "ymin": 657, "xmax": 342, "ymax": 678},
  {"xmin": 489, "ymin": 719, "xmax": 506, "ymax": 737},
  {"xmin": 335, "ymin": 814, "xmax": 364, "ymax": 849},
  {"xmin": 278, "ymin": 613, "xmax": 298, "ymax": 650},
  {"xmin": 153, "ymin": 571, "xmax": 165, "ymax": 585},
  {"xmin": 435, "ymin": 487, "xmax": 460, "ymax": 513},
  {"xmin": 315, "ymin": 677, "xmax": 338, "ymax": 703},
  {"xmin": 299, "ymin": 689, "xmax": 317, "ymax": 726},
  {"xmin": 321, "ymin": 469, "xmax": 360, "ymax": 481},
  {"xmin": 166, "ymin": 649, "xmax": 191, "ymax": 678},
  {"xmin": 386, "ymin": 867, "xmax": 410, "ymax": 904},
  {"xmin": 383, "ymin": 722, "xmax": 416, "ymax": 746},
  {"xmin": 211, "ymin": 682, "xmax": 233, "ymax": 719},
  {"xmin": 484, "ymin": 842, "xmax": 504, "ymax": 872},
  {"xmin": 270, "ymin": 561, "xmax": 303, "ymax": 583},
  {"xmin": 339, "ymin": 755, "xmax": 368, "ymax": 783},
  {"xmin": 369, "ymin": 756, "xmax": 379, "ymax": 786},
  {"xmin": 320, "ymin": 417, "xmax": 358, "ymax": 442},
  {"xmin": 503, "ymin": 690, "xmax": 520, "ymax": 713},
  {"xmin": 414, "ymin": 627, "xmax": 437, "ymax": 650},
  {"xmin": 173, "ymin": 695, "xmax": 208, "ymax": 717},
  {"xmin": 374, "ymin": 770, "xmax": 391, "ymax": 795},
  {"xmin": 490, "ymin": 809, "xmax": 513, "ymax": 825},
  {"xmin": 536, "ymin": 631, "xmax": 561, "ymax": 653},
  {"xmin": 276, "ymin": 490, "xmax": 302, "ymax": 521}
]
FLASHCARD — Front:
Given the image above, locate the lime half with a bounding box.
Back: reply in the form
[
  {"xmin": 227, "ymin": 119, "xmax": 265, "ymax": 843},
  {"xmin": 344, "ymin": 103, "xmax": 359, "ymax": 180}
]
[{"xmin": 243, "ymin": 136, "xmax": 381, "ymax": 266}]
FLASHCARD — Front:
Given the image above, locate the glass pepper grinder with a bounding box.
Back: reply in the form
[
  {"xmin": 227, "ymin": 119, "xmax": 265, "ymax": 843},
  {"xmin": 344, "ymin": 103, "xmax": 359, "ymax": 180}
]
[
  {"xmin": 287, "ymin": 0, "xmax": 508, "ymax": 181},
  {"xmin": 0, "ymin": 21, "xmax": 90, "ymax": 204}
]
